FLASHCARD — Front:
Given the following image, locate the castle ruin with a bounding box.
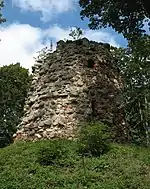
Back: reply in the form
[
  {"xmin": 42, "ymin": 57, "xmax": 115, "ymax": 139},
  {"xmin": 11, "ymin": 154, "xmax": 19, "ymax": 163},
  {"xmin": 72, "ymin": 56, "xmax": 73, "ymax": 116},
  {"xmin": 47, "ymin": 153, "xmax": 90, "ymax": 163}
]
[{"xmin": 15, "ymin": 38, "xmax": 126, "ymax": 141}]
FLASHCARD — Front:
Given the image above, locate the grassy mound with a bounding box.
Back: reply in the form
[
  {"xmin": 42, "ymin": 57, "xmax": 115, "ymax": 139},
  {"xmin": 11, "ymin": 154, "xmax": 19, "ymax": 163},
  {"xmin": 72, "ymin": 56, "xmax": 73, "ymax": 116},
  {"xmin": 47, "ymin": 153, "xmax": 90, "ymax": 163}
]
[{"xmin": 0, "ymin": 140, "xmax": 150, "ymax": 189}]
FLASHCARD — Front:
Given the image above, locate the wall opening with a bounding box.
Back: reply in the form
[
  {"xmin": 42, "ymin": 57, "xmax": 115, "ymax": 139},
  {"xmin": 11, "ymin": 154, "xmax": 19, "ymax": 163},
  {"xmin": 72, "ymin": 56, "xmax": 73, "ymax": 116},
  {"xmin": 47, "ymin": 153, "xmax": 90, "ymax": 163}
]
[{"xmin": 87, "ymin": 59, "xmax": 95, "ymax": 68}]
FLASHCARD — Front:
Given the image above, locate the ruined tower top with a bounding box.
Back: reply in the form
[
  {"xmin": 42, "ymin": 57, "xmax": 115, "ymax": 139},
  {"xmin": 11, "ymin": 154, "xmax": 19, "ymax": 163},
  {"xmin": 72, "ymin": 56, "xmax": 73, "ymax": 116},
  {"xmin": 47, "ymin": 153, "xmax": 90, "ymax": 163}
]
[{"xmin": 15, "ymin": 38, "xmax": 125, "ymax": 141}]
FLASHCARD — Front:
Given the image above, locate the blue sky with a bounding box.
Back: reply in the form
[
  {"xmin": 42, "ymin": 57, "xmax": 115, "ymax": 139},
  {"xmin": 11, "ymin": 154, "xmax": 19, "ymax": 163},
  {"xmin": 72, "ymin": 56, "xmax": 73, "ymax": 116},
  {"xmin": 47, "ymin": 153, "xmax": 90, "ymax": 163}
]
[{"xmin": 0, "ymin": 0, "xmax": 127, "ymax": 70}]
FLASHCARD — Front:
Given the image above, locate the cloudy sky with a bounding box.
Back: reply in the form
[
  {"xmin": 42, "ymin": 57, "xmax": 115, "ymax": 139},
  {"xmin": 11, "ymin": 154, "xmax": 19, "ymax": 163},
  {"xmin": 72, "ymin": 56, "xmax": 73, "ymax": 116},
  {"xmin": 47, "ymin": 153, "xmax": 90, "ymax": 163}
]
[{"xmin": 0, "ymin": 0, "xmax": 128, "ymax": 70}]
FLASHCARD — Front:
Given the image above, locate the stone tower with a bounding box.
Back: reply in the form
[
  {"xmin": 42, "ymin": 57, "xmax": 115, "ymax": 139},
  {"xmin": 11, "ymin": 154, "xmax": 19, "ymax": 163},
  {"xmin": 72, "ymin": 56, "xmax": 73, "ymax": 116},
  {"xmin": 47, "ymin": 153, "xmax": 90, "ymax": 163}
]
[{"xmin": 15, "ymin": 38, "xmax": 126, "ymax": 141}]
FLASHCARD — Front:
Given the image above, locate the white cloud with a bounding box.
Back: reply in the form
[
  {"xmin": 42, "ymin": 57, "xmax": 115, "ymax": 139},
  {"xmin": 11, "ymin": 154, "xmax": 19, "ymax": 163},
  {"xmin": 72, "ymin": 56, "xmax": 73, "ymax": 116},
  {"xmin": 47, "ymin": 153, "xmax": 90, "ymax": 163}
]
[
  {"xmin": 12, "ymin": 0, "xmax": 78, "ymax": 22},
  {"xmin": 45, "ymin": 25, "xmax": 119, "ymax": 47},
  {"xmin": 83, "ymin": 30, "xmax": 119, "ymax": 47},
  {"xmin": 0, "ymin": 23, "xmax": 119, "ymax": 70},
  {"xmin": 0, "ymin": 23, "xmax": 47, "ymax": 71}
]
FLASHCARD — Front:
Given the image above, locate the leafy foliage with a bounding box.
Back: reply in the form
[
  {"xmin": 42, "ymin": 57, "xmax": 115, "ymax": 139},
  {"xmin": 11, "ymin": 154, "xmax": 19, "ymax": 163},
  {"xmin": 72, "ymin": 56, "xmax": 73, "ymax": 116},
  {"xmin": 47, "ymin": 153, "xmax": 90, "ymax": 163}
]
[
  {"xmin": 111, "ymin": 35, "xmax": 150, "ymax": 145},
  {"xmin": 0, "ymin": 1, "xmax": 6, "ymax": 24},
  {"xmin": 0, "ymin": 63, "xmax": 31, "ymax": 147},
  {"xmin": 79, "ymin": 0, "xmax": 150, "ymax": 40},
  {"xmin": 78, "ymin": 122, "xmax": 111, "ymax": 156}
]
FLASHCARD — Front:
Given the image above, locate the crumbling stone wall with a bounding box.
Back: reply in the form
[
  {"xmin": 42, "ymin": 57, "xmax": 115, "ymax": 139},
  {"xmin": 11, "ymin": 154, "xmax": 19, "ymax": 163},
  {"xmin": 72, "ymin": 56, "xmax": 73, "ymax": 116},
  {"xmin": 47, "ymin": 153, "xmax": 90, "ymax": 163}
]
[{"xmin": 15, "ymin": 38, "xmax": 126, "ymax": 141}]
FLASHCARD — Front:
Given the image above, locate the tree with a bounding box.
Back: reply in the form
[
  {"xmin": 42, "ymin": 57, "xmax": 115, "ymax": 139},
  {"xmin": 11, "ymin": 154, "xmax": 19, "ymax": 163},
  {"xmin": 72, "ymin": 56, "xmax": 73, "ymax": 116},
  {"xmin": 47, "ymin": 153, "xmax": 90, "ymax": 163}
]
[
  {"xmin": 111, "ymin": 35, "xmax": 150, "ymax": 145},
  {"xmin": 79, "ymin": 0, "xmax": 150, "ymax": 40},
  {"xmin": 0, "ymin": 63, "xmax": 31, "ymax": 147},
  {"xmin": 0, "ymin": 1, "xmax": 6, "ymax": 24}
]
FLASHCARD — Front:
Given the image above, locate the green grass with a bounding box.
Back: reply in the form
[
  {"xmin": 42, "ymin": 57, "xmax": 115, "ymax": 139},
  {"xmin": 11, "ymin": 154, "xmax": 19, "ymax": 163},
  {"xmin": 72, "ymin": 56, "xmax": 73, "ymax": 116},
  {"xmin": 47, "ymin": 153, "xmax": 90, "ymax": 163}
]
[{"xmin": 0, "ymin": 140, "xmax": 150, "ymax": 189}]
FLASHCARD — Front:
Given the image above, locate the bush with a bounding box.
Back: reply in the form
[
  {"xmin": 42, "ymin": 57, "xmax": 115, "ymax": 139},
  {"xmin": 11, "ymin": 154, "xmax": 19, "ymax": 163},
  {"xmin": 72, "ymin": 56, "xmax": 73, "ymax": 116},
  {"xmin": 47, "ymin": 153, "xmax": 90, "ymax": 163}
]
[
  {"xmin": 78, "ymin": 122, "xmax": 111, "ymax": 157},
  {"xmin": 37, "ymin": 140, "xmax": 67, "ymax": 166}
]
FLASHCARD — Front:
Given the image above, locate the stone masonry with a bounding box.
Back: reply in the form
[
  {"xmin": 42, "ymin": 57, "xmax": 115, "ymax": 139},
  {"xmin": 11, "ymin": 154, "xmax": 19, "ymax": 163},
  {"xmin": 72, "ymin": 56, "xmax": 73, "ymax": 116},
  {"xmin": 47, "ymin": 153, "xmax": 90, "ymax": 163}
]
[{"xmin": 15, "ymin": 38, "xmax": 126, "ymax": 141}]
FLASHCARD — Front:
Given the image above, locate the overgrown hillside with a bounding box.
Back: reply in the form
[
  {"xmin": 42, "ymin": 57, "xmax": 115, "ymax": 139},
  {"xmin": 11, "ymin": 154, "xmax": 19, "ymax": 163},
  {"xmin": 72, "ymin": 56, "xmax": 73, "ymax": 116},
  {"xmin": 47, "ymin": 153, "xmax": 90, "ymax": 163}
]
[{"xmin": 0, "ymin": 140, "xmax": 150, "ymax": 189}]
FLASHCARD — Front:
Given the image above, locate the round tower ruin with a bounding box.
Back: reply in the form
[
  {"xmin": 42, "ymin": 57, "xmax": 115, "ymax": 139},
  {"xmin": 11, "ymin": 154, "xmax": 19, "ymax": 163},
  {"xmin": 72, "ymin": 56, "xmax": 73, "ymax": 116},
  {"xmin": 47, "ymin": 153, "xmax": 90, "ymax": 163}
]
[{"xmin": 15, "ymin": 38, "xmax": 126, "ymax": 141}]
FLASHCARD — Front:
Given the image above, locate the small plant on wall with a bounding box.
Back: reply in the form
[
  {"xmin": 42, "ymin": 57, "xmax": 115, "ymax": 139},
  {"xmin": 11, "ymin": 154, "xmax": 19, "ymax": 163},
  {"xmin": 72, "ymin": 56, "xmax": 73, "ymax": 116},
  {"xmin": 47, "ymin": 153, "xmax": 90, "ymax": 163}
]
[{"xmin": 69, "ymin": 26, "xmax": 83, "ymax": 40}]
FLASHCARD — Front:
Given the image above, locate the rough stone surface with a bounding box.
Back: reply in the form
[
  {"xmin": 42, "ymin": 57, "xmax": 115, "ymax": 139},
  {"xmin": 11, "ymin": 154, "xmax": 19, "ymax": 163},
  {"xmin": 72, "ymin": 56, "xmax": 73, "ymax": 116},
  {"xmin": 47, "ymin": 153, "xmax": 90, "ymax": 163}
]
[{"xmin": 14, "ymin": 38, "xmax": 126, "ymax": 141}]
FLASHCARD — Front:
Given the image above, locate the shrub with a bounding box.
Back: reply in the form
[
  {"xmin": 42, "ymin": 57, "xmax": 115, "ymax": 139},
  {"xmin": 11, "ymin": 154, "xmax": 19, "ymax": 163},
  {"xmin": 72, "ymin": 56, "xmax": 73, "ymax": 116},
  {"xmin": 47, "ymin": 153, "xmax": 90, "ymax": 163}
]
[
  {"xmin": 78, "ymin": 122, "xmax": 111, "ymax": 157},
  {"xmin": 37, "ymin": 140, "xmax": 67, "ymax": 166}
]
